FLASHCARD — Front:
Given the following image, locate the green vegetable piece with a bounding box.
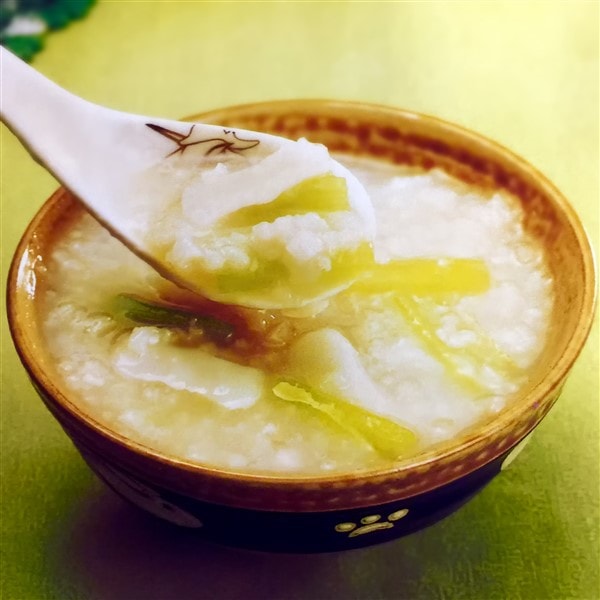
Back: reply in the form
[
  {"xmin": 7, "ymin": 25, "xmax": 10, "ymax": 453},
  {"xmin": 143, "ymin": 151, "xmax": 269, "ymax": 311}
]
[
  {"xmin": 395, "ymin": 296, "xmax": 520, "ymax": 396},
  {"xmin": 272, "ymin": 380, "xmax": 417, "ymax": 460},
  {"xmin": 350, "ymin": 258, "xmax": 490, "ymax": 295},
  {"xmin": 110, "ymin": 293, "xmax": 235, "ymax": 344},
  {"xmin": 216, "ymin": 244, "xmax": 373, "ymax": 300},
  {"xmin": 222, "ymin": 174, "xmax": 350, "ymax": 228}
]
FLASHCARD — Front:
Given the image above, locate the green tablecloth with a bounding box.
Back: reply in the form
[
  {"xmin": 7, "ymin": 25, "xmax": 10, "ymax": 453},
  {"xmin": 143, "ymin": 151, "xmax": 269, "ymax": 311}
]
[{"xmin": 1, "ymin": 2, "xmax": 598, "ymax": 599}]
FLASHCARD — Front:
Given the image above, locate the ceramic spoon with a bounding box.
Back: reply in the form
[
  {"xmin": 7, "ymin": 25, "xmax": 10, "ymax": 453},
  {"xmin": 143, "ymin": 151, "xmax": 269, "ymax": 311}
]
[{"xmin": 0, "ymin": 47, "xmax": 375, "ymax": 308}]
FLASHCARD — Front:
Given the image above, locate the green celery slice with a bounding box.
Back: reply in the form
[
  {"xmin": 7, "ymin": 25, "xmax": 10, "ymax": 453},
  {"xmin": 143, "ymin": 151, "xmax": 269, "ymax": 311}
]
[
  {"xmin": 412, "ymin": 296, "xmax": 521, "ymax": 380},
  {"xmin": 109, "ymin": 293, "xmax": 235, "ymax": 344},
  {"xmin": 395, "ymin": 296, "xmax": 520, "ymax": 396},
  {"xmin": 216, "ymin": 244, "xmax": 373, "ymax": 297},
  {"xmin": 272, "ymin": 379, "xmax": 417, "ymax": 460},
  {"xmin": 215, "ymin": 250, "xmax": 489, "ymax": 304},
  {"xmin": 350, "ymin": 258, "xmax": 490, "ymax": 295},
  {"xmin": 222, "ymin": 174, "xmax": 350, "ymax": 228}
]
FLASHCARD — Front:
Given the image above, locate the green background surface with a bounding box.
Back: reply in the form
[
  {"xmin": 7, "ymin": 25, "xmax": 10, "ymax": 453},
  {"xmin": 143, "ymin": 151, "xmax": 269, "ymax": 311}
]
[{"xmin": 1, "ymin": 2, "xmax": 598, "ymax": 599}]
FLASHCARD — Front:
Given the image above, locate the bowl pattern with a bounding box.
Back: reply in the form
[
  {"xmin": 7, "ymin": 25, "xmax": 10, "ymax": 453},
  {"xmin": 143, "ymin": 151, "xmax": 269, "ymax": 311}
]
[
  {"xmin": 76, "ymin": 441, "xmax": 506, "ymax": 553},
  {"xmin": 8, "ymin": 101, "xmax": 595, "ymax": 551}
]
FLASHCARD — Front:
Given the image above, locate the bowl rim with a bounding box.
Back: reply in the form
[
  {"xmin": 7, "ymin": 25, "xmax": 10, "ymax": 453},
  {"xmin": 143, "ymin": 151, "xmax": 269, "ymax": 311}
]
[{"xmin": 7, "ymin": 99, "xmax": 598, "ymax": 494}]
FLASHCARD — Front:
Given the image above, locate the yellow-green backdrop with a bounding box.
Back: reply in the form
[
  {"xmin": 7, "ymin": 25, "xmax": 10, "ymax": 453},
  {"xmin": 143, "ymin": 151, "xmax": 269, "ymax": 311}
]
[{"xmin": 1, "ymin": 2, "xmax": 598, "ymax": 599}]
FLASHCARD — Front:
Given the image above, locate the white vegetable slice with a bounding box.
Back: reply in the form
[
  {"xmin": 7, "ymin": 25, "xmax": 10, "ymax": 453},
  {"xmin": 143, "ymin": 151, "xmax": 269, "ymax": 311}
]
[
  {"xmin": 286, "ymin": 328, "xmax": 389, "ymax": 415},
  {"xmin": 113, "ymin": 327, "xmax": 264, "ymax": 409}
]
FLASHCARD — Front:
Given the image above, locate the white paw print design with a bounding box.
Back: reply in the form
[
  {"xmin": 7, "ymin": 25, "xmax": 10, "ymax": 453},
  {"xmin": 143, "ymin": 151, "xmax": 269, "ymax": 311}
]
[{"xmin": 335, "ymin": 508, "xmax": 409, "ymax": 537}]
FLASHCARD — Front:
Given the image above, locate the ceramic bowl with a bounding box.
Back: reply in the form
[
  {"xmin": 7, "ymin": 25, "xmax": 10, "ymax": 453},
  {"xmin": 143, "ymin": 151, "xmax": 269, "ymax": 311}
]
[{"xmin": 7, "ymin": 100, "xmax": 596, "ymax": 552}]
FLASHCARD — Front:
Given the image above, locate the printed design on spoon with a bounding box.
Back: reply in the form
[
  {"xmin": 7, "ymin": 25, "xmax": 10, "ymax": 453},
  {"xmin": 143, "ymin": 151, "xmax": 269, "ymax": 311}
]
[
  {"xmin": 146, "ymin": 123, "xmax": 260, "ymax": 157},
  {"xmin": 334, "ymin": 508, "xmax": 409, "ymax": 537}
]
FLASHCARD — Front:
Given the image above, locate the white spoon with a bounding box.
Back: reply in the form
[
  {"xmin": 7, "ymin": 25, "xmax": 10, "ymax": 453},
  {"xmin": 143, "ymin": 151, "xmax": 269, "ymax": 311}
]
[{"xmin": 0, "ymin": 47, "xmax": 375, "ymax": 308}]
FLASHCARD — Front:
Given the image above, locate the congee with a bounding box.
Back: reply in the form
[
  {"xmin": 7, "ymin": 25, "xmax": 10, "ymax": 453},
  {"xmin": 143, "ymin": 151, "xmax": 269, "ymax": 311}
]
[{"xmin": 40, "ymin": 156, "xmax": 554, "ymax": 474}]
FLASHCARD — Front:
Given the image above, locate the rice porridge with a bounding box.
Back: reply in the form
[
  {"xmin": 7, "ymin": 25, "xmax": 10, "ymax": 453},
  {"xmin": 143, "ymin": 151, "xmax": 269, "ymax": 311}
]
[{"xmin": 40, "ymin": 157, "xmax": 554, "ymax": 474}]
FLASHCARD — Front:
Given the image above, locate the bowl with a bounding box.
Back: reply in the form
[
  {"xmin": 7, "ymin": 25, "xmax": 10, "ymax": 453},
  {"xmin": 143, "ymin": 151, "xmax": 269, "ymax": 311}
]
[{"xmin": 7, "ymin": 100, "xmax": 596, "ymax": 552}]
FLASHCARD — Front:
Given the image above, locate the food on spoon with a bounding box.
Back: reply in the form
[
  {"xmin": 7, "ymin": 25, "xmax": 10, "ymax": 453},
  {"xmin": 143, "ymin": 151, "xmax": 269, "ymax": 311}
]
[
  {"xmin": 137, "ymin": 135, "xmax": 376, "ymax": 308},
  {"xmin": 38, "ymin": 157, "xmax": 553, "ymax": 473}
]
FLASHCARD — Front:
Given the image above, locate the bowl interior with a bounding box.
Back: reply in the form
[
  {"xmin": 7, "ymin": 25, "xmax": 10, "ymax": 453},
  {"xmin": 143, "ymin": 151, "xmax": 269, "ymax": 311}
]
[
  {"xmin": 7, "ymin": 100, "xmax": 596, "ymax": 502},
  {"xmin": 199, "ymin": 101, "xmax": 595, "ymax": 406}
]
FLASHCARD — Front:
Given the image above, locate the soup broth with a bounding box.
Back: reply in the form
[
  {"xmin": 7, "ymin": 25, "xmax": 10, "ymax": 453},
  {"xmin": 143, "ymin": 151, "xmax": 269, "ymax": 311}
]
[{"xmin": 39, "ymin": 157, "xmax": 554, "ymax": 474}]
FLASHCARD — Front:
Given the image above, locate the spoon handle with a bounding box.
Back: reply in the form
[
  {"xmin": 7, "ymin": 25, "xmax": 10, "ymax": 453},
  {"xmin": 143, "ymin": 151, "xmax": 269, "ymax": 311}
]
[
  {"xmin": 0, "ymin": 47, "xmax": 279, "ymax": 222},
  {"xmin": 0, "ymin": 47, "xmax": 297, "ymax": 285},
  {"xmin": 1, "ymin": 48, "xmax": 156, "ymax": 201}
]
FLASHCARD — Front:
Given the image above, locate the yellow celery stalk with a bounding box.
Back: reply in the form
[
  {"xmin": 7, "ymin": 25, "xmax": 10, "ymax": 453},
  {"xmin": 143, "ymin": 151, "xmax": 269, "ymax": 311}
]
[
  {"xmin": 216, "ymin": 244, "xmax": 373, "ymax": 297},
  {"xmin": 350, "ymin": 258, "xmax": 490, "ymax": 296},
  {"xmin": 395, "ymin": 296, "xmax": 521, "ymax": 396},
  {"xmin": 222, "ymin": 174, "xmax": 350, "ymax": 228},
  {"xmin": 272, "ymin": 379, "xmax": 417, "ymax": 460},
  {"xmin": 415, "ymin": 296, "xmax": 521, "ymax": 380}
]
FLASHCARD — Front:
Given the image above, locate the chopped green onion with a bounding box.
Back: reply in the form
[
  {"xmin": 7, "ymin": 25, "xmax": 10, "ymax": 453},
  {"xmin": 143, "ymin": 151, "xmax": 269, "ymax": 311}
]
[
  {"xmin": 110, "ymin": 293, "xmax": 235, "ymax": 344},
  {"xmin": 272, "ymin": 379, "xmax": 417, "ymax": 460}
]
